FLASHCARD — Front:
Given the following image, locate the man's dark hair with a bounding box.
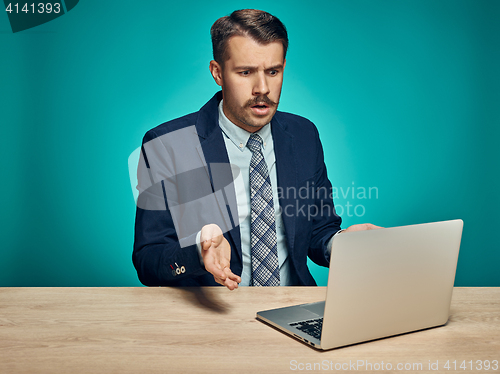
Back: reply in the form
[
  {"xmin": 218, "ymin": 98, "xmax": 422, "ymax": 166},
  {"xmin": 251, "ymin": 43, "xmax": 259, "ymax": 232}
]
[{"xmin": 211, "ymin": 9, "xmax": 288, "ymax": 65}]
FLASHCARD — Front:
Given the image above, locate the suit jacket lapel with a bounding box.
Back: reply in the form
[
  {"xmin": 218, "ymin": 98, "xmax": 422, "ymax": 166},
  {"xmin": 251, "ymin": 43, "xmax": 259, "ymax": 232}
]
[
  {"xmin": 271, "ymin": 116, "xmax": 297, "ymax": 257},
  {"xmin": 194, "ymin": 93, "xmax": 242, "ymax": 263}
]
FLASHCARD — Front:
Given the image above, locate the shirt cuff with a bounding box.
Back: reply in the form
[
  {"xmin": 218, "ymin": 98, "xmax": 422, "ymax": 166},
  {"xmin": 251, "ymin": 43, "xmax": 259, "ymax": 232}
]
[
  {"xmin": 327, "ymin": 229, "xmax": 345, "ymax": 254},
  {"xmin": 195, "ymin": 230, "xmax": 204, "ymax": 266}
]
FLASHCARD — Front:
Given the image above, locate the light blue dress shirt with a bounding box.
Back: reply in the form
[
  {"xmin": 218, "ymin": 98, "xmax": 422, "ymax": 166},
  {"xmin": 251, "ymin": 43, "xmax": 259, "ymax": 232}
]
[{"xmin": 217, "ymin": 101, "xmax": 297, "ymax": 286}]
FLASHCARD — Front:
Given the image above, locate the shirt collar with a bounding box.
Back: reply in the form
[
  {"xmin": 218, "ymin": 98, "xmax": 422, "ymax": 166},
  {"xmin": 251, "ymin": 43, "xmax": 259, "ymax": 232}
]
[{"xmin": 218, "ymin": 100, "xmax": 271, "ymax": 152}]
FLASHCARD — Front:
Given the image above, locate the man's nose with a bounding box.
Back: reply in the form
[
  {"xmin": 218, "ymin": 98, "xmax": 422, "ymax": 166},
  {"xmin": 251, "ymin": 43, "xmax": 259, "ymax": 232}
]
[{"xmin": 253, "ymin": 72, "xmax": 270, "ymax": 96}]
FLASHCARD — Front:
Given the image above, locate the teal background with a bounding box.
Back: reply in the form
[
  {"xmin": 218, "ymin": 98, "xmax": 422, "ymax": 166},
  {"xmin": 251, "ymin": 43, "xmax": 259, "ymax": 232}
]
[{"xmin": 1, "ymin": 0, "xmax": 498, "ymax": 287}]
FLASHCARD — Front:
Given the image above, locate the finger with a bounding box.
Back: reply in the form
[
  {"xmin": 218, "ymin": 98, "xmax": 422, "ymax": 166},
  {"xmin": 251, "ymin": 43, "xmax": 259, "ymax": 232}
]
[
  {"xmin": 224, "ymin": 277, "xmax": 239, "ymax": 290},
  {"xmin": 212, "ymin": 272, "xmax": 234, "ymax": 289},
  {"xmin": 345, "ymin": 223, "xmax": 383, "ymax": 233},
  {"xmin": 201, "ymin": 238, "xmax": 212, "ymax": 251},
  {"xmin": 223, "ymin": 266, "xmax": 241, "ymax": 283},
  {"xmin": 214, "ymin": 275, "xmax": 237, "ymax": 290},
  {"xmin": 218, "ymin": 251, "xmax": 240, "ymax": 283}
]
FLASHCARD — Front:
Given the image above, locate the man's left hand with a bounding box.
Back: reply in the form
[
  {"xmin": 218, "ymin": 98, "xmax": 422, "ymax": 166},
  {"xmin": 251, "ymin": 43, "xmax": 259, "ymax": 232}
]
[{"xmin": 344, "ymin": 223, "xmax": 383, "ymax": 232}]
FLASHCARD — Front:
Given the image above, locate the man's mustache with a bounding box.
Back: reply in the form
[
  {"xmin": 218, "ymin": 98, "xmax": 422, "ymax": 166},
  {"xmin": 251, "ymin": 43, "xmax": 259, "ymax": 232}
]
[{"xmin": 245, "ymin": 96, "xmax": 278, "ymax": 107}]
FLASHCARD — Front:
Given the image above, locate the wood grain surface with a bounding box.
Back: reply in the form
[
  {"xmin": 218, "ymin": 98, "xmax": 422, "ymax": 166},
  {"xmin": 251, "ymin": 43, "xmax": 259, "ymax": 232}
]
[{"xmin": 0, "ymin": 287, "xmax": 498, "ymax": 373}]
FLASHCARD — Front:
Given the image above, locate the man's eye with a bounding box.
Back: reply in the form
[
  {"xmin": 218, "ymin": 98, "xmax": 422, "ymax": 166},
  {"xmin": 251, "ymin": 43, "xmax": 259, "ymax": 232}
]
[
  {"xmin": 240, "ymin": 71, "xmax": 250, "ymax": 76},
  {"xmin": 269, "ymin": 70, "xmax": 278, "ymax": 76}
]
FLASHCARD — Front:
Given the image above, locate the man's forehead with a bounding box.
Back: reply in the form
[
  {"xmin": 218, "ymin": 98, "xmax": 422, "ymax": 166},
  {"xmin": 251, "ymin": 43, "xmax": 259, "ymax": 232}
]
[{"xmin": 225, "ymin": 35, "xmax": 284, "ymax": 66}]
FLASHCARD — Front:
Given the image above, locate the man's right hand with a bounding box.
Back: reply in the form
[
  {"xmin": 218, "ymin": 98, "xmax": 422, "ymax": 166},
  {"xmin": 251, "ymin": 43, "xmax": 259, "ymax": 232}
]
[{"xmin": 200, "ymin": 224, "xmax": 241, "ymax": 290}]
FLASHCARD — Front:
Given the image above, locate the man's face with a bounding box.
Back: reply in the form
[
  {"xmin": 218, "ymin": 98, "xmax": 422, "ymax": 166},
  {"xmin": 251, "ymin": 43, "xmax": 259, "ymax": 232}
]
[{"xmin": 210, "ymin": 35, "xmax": 286, "ymax": 133}]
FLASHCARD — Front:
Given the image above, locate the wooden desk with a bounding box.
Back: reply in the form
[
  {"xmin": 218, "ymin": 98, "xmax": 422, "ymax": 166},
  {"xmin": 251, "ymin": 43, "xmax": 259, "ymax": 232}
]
[{"xmin": 0, "ymin": 287, "xmax": 498, "ymax": 373}]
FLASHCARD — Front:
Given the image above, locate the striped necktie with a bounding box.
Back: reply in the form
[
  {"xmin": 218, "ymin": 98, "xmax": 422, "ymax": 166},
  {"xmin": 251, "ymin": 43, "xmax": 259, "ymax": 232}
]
[{"xmin": 247, "ymin": 133, "xmax": 280, "ymax": 286}]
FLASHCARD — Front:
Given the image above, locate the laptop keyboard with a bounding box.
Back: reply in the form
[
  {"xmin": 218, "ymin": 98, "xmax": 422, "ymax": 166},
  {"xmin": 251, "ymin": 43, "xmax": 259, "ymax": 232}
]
[{"xmin": 289, "ymin": 318, "xmax": 323, "ymax": 340}]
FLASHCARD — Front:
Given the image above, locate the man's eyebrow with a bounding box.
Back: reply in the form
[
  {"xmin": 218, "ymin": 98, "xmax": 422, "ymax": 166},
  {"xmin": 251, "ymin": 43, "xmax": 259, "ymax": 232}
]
[
  {"xmin": 232, "ymin": 64, "xmax": 284, "ymax": 71},
  {"xmin": 266, "ymin": 64, "xmax": 284, "ymax": 70},
  {"xmin": 233, "ymin": 65, "xmax": 257, "ymax": 71}
]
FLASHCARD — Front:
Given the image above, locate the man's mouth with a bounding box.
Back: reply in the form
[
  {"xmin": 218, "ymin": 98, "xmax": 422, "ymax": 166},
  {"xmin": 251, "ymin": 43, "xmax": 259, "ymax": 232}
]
[{"xmin": 250, "ymin": 102, "xmax": 271, "ymax": 116}]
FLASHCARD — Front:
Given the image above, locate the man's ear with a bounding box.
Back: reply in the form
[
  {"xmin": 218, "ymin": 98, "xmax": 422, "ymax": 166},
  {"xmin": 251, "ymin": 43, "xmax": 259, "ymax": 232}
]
[
  {"xmin": 209, "ymin": 60, "xmax": 223, "ymax": 87},
  {"xmin": 283, "ymin": 58, "xmax": 286, "ymax": 70}
]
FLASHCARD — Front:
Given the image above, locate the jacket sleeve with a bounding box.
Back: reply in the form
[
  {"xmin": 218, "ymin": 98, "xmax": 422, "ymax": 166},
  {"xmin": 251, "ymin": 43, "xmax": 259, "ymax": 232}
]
[
  {"xmin": 307, "ymin": 125, "xmax": 342, "ymax": 267},
  {"xmin": 132, "ymin": 130, "xmax": 208, "ymax": 286}
]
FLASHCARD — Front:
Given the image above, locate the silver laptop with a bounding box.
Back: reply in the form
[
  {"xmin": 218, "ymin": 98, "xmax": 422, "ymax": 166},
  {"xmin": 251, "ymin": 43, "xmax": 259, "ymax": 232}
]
[{"xmin": 256, "ymin": 219, "xmax": 463, "ymax": 350}]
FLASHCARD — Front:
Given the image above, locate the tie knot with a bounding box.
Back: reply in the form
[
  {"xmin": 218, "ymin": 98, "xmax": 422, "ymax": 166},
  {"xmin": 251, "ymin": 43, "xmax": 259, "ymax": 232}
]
[{"xmin": 247, "ymin": 134, "xmax": 263, "ymax": 154}]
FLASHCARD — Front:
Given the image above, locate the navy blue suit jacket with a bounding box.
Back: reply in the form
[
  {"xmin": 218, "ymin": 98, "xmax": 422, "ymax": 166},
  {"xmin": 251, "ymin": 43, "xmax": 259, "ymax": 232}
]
[{"xmin": 133, "ymin": 92, "xmax": 342, "ymax": 286}]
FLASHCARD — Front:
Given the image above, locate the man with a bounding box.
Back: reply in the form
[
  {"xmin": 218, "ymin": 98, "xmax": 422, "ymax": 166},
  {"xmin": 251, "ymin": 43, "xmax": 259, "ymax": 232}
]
[{"xmin": 133, "ymin": 9, "xmax": 379, "ymax": 290}]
